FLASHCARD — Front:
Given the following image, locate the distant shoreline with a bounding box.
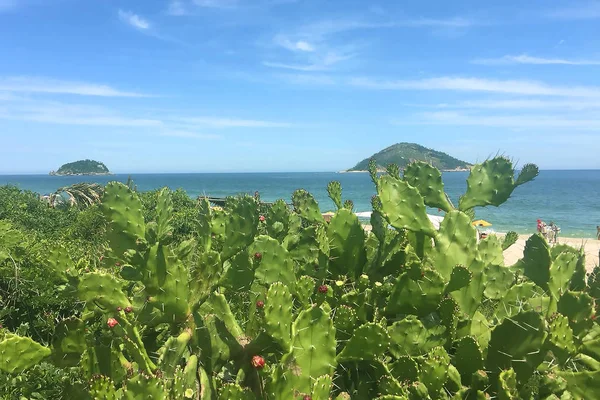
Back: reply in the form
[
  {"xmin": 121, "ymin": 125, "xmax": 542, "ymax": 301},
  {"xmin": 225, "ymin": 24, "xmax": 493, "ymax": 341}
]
[
  {"xmin": 340, "ymin": 168, "xmax": 471, "ymax": 173},
  {"xmin": 49, "ymin": 172, "xmax": 113, "ymax": 176}
]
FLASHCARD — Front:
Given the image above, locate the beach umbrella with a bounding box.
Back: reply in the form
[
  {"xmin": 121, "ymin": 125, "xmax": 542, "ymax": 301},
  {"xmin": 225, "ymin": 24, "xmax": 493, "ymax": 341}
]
[{"xmin": 472, "ymin": 219, "xmax": 492, "ymax": 227}]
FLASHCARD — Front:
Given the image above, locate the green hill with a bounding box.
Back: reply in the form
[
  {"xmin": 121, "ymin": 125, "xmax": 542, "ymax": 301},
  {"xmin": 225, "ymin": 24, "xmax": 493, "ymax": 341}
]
[
  {"xmin": 348, "ymin": 143, "xmax": 471, "ymax": 172},
  {"xmin": 51, "ymin": 159, "xmax": 111, "ymax": 176}
]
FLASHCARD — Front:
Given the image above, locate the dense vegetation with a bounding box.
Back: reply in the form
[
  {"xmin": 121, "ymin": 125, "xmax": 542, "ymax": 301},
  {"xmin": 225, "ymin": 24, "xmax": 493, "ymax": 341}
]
[
  {"xmin": 52, "ymin": 159, "xmax": 110, "ymax": 175},
  {"xmin": 349, "ymin": 143, "xmax": 471, "ymax": 171},
  {"xmin": 1, "ymin": 156, "xmax": 599, "ymax": 399}
]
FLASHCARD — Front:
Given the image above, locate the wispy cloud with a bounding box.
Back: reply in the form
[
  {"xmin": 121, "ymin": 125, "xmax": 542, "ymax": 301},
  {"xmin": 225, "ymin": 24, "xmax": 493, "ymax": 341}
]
[
  {"xmin": 167, "ymin": 1, "xmax": 188, "ymax": 15},
  {"xmin": 274, "ymin": 35, "xmax": 315, "ymax": 52},
  {"xmin": 118, "ymin": 10, "xmax": 151, "ymax": 30},
  {"xmin": 398, "ymin": 17, "xmax": 474, "ymax": 28},
  {"xmin": 160, "ymin": 130, "xmax": 222, "ymax": 139},
  {"xmin": 428, "ymin": 99, "xmax": 600, "ymax": 111},
  {"xmin": 266, "ymin": 15, "xmax": 473, "ymax": 73},
  {"xmin": 192, "ymin": 0, "xmax": 239, "ymax": 8},
  {"xmin": 547, "ymin": 2, "xmax": 600, "ymax": 20},
  {"xmin": 0, "ymin": 76, "xmax": 148, "ymax": 97},
  {"xmin": 350, "ymin": 76, "xmax": 600, "ymax": 98},
  {"xmin": 190, "ymin": 0, "xmax": 297, "ymax": 9},
  {"xmin": 171, "ymin": 116, "xmax": 291, "ymax": 128},
  {"xmin": 275, "ymin": 74, "xmax": 336, "ymax": 85},
  {"xmin": 0, "ymin": 100, "xmax": 162, "ymax": 127},
  {"xmin": 263, "ymin": 52, "xmax": 353, "ymax": 71},
  {"xmin": 396, "ymin": 111, "xmax": 600, "ymax": 130},
  {"xmin": 0, "ymin": 96, "xmax": 292, "ymax": 134},
  {"xmin": 473, "ymin": 54, "xmax": 600, "ymax": 66}
]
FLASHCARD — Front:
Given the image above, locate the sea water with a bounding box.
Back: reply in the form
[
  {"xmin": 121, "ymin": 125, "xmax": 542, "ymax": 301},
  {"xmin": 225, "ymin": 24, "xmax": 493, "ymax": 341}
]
[{"xmin": 1, "ymin": 170, "xmax": 598, "ymax": 238}]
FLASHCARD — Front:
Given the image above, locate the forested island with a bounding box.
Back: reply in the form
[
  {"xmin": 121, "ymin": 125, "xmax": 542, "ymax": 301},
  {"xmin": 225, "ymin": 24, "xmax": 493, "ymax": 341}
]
[
  {"xmin": 49, "ymin": 160, "xmax": 111, "ymax": 176},
  {"xmin": 346, "ymin": 142, "xmax": 472, "ymax": 172}
]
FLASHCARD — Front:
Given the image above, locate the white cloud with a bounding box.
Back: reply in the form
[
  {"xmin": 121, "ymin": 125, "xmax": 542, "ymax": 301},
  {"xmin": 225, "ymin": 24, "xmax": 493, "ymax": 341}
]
[
  {"xmin": 274, "ymin": 35, "xmax": 315, "ymax": 52},
  {"xmin": 473, "ymin": 54, "xmax": 600, "ymax": 66},
  {"xmin": 0, "ymin": 76, "xmax": 148, "ymax": 97},
  {"xmin": 193, "ymin": 0, "xmax": 238, "ymax": 8},
  {"xmin": 433, "ymin": 99, "xmax": 600, "ymax": 111},
  {"xmin": 0, "ymin": 96, "xmax": 291, "ymax": 132},
  {"xmin": 349, "ymin": 76, "xmax": 600, "ymax": 98},
  {"xmin": 0, "ymin": 100, "xmax": 162, "ymax": 127},
  {"xmin": 276, "ymin": 74, "xmax": 336, "ymax": 85},
  {"xmin": 397, "ymin": 111, "xmax": 600, "ymax": 130},
  {"xmin": 118, "ymin": 10, "xmax": 151, "ymax": 30},
  {"xmin": 295, "ymin": 41, "xmax": 315, "ymax": 52},
  {"xmin": 160, "ymin": 130, "xmax": 221, "ymax": 139},
  {"xmin": 264, "ymin": 51, "xmax": 354, "ymax": 71},
  {"xmin": 399, "ymin": 17, "xmax": 474, "ymax": 28},
  {"xmin": 167, "ymin": 1, "xmax": 187, "ymax": 15},
  {"xmin": 547, "ymin": 2, "xmax": 600, "ymax": 19},
  {"xmin": 172, "ymin": 116, "xmax": 291, "ymax": 128}
]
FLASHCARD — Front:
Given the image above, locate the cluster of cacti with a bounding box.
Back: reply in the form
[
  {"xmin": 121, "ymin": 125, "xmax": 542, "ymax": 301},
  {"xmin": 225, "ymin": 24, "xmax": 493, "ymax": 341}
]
[{"xmin": 2, "ymin": 156, "xmax": 600, "ymax": 399}]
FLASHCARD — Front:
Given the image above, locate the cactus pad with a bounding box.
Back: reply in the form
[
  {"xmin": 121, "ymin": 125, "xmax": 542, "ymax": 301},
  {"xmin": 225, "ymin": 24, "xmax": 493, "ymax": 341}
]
[
  {"xmin": 269, "ymin": 306, "xmax": 336, "ymax": 398},
  {"xmin": 327, "ymin": 209, "xmax": 367, "ymax": 278},
  {"xmin": 486, "ymin": 310, "xmax": 547, "ymax": 386},
  {"xmin": 403, "ymin": 161, "xmax": 453, "ymax": 212},
  {"xmin": 264, "ymin": 282, "xmax": 293, "ymax": 349},
  {"xmin": 0, "ymin": 335, "xmax": 51, "ymax": 373},
  {"xmin": 377, "ymin": 175, "xmax": 436, "ymax": 237},
  {"xmin": 458, "ymin": 157, "xmax": 518, "ymax": 210},
  {"xmin": 337, "ymin": 323, "xmax": 390, "ymax": 362},
  {"xmin": 292, "ymin": 189, "xmax": 325, "ymax": 224},
  {"xmin": 387, "ymin": 268, "xmax": 445, "ymax": 317},
  {"xmin": 453, "ymin": 336, "xmax": 484, "ymax": 383}
]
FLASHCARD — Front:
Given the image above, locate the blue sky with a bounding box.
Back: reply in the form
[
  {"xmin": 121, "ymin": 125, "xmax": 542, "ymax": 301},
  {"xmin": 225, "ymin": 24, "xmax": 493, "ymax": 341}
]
[{"xmin": 1, "ymin": 0, "xmax": 600, "ymax": 173}]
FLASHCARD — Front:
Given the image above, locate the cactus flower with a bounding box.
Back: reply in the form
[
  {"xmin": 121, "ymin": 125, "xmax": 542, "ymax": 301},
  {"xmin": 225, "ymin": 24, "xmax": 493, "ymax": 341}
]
[
  {"xmin": 318, "ymin": 285, "xmax": 328, "ymax": 294},
  {"xmin": 251, "ymin": 355, "xmax": 265, "ymax": 369},
  {"xmin": 256, "ymin": 300, "xmax": 265, "ymax": 309},
  {"xmin": 254, "ymin": 252, "xmax": 262, "ymax": 260},
  {"xmin": 125, "ymin": 306, "xmax": 133, "ymax": 313},
  {"xmin": 259, "ymin": 215, "xmax": 266, "ymax": 222},
  {"xmin": 107, "ymin": 318, "xmax": 119, "ymax": 328}
]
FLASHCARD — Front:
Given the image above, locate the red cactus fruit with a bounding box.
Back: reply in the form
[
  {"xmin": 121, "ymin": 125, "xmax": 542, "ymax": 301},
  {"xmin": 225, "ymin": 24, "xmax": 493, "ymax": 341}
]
[
  {"xmin": 259, "ymin": 215, "xmax": 266, "ymax": 222},
  {"xmin": 107, "ymin": 318, "xmax": 119, "ymax": 328},
  {"xmin": 254, "ymin": 252, "xmax": 262, "ymax": 260},
  {"xmin": 116, "ymin": 306, "xmax": 122, "ymax": 312},
  {"xmin": 125, "ymin": 306, "xmax": 133, "ymax": 313},
  {"xmin": 318, "ymin": 285, "xmax": 328, "ymax": 294},
  {"xmin": 303, "ymin": 396, "xmax": 312, "ymax": 400},
  {"xmin": 256, "ymin": 300, "xmax": 265, "ymax": 309},
  {"xmin": 251, "ymin": 355, "xmax": 265, "ymax": 369}
]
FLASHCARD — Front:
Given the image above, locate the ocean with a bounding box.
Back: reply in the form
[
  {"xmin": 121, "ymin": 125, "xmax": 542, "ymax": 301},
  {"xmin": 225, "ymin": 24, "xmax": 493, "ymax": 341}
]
[{"xmin": 1, "ymin": 170, "xmax": 598, "ymax": 238}]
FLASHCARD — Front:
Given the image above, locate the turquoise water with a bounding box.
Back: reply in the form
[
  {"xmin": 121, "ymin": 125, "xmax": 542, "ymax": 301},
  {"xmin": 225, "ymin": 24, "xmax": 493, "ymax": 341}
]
[{"xmin": 1, "ymin": 170, "xmax": 599, "ymax": 238}]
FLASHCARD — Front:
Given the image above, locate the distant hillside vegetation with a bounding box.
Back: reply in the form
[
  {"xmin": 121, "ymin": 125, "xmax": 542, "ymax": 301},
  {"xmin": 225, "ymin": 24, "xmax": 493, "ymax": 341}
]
[
  {"xmin": 348, "ymin": 143, "xmax": 471, "ymax": 171},
  {"xmin": 51, "ymin": 160, "xmax": 111, "ymax": 176}
]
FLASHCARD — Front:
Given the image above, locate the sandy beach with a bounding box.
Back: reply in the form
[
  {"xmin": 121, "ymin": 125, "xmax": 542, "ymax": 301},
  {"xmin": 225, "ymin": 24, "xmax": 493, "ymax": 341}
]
[
  {"xmin": 362, "ymin": 225, "xmax": 600, "ymax": 272},
  {"xmin": 502, "ymin": 234, "xmax": 600, "ymax": 272}
]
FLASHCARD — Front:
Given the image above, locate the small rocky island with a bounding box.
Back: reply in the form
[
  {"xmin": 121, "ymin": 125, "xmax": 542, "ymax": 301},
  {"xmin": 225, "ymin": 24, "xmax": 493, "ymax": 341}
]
[
  {"xmin": 345, "ymin": 142, "xmax": 472, "ymax": 172},
  {"xmin": 50, "ymin": 159, "xmax": 112, "ymax": 176}
]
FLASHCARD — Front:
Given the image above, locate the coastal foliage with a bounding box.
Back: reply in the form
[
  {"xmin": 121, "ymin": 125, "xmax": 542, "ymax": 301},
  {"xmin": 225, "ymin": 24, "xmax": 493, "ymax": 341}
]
[
  {"xmin": 349, "ymin": 142, "xmax": 471, "ymax": 171},
  {"xmin": 52, "ymin": 159, "xmax": 110, "ymax": 175},
  {"xmin": 2, "ymin": 156, "xmax": 600, "ymax": 399}
]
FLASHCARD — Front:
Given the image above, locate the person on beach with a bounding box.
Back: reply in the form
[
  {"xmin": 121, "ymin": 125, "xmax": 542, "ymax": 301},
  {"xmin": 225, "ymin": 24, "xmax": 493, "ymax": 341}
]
[
  {"xmin": 537, "ymin": 219, "xmax": 542, "ymax": 233},
  {"xmin": 597, "ymin": 225, "xmax": 600, "ymax": 240}
]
